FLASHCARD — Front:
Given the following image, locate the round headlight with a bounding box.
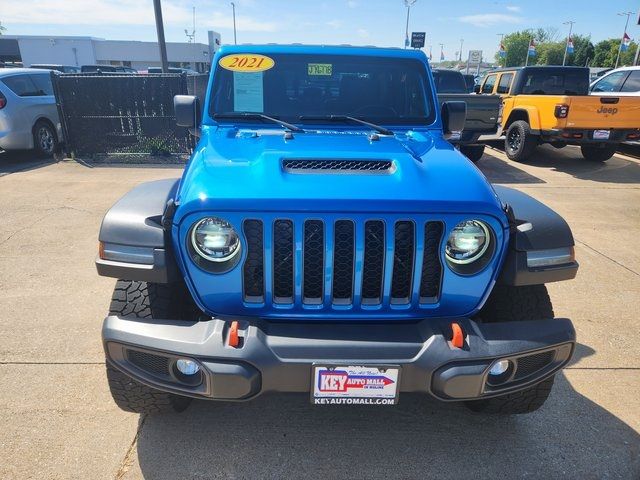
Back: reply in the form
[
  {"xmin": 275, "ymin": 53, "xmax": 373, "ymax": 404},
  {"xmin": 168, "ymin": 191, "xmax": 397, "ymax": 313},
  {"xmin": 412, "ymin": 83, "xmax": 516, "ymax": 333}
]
[
  {"xmin": 446, "ymin": 220, "xmax": 491, "ymax": 265},
  {"xmin": 191, "ymin": 217, "xmax": 241, "ymax": 262}
]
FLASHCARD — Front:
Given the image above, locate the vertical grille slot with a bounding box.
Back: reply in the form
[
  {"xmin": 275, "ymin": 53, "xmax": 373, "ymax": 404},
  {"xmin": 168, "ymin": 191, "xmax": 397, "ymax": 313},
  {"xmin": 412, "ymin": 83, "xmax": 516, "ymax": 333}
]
[
  {"xmin": 390, "ymin": 221, "xmax": 415, "ymax": 304},
  {"xmin": 303, "ymin": 220, "xmax": 325, "ymax": 304},
  {"xmin": 332, "ymin": 220, "xmax": 355, "ymax": 304},
  {"xmin": 419, "ymin": 221, "xmax": 444, "ymax": 303},
  {"xmin": 361, "ymin": 220, "xmax": 385, "ymax": 305},
  {"xmin": 242, "ymin": 220, "xmax": 264, "ymax": 302},
  {"xmin": 273, "ymin": 219, "xmax": 294, "ymax": 303}
]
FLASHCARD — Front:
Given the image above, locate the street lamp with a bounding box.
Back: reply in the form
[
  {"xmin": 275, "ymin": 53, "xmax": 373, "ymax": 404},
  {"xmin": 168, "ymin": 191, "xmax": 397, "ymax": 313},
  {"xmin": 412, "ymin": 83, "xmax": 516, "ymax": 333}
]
[
  {"xmin": 404, "ymin": 0, "xmax": 417, "ymax": 49},
  {"xmin": 615, "ymin": 11, "xmax": 633, "ymax": 68},
  {"xmin": 231, "ymin": 2, "xmax": 237, "ymax": 45}
]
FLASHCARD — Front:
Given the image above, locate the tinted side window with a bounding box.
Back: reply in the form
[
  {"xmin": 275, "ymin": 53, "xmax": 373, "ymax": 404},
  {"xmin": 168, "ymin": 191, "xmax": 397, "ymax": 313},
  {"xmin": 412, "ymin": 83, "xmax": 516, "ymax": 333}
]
[
  {"xmin": 620, "ymin": 71, "xmax": 640, "ymax": 93},
  {"xmin": 522, "ymin": 72, "xmax": 588, "ymax": 95},
  {"xmin": 481, "ymin": 74, "xmax": 497, "ymax": 94},
  {"xmin": 591, "ymin": 71, "xmax": 629, "ymax": 93},
  {"xmin": 30, "ymin": 74, "xmax": 54, "ymax": 95},
  {"xmin": 497, "ymin": 73, "xmax": 513, "ymax": 94},
  {"xmin": 1, "ymin": 75, "xmax": 41, "ymax": 96}
]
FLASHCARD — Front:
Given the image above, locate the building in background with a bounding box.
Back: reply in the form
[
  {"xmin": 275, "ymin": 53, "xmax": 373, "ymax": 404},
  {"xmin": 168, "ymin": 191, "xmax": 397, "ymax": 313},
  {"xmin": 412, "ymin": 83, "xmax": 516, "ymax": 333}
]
[{"xmin": 0, "ymin": 33, "xmax": 222, "ymax": 71}]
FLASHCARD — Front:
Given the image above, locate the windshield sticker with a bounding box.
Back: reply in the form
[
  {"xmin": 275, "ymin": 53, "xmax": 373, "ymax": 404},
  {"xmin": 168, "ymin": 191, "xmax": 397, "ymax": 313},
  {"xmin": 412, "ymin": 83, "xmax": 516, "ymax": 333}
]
[
  {"xmin": 233, "ymin": 72, "xmax": 264, "ymax": 112},
  {"xmin": 308, "ymin": 63, "xmax": 332, "ymax": 76},
  {"xmin": 219, "ymin": 54, "xmax": 274, "ymax": 72}
]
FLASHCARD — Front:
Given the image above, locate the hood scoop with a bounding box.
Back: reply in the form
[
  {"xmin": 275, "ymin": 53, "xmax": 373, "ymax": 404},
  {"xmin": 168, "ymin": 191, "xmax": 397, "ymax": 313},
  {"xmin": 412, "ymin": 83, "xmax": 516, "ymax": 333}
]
[{"xmin": 282, "ymin": 158, "xmax": 395, "ymax": 174}]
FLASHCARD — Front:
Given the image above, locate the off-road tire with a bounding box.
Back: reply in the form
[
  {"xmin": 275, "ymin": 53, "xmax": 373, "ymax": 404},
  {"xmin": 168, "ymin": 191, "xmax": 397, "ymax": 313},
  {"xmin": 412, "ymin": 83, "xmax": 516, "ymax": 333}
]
[
  {"xmin": 460, "ymin": 144, "xmax": 486, "ymax": 163},
  {"xmin": 505, "ymin": 120, "xmax": 538, "ymax": 162},
  {"xmin": 465, "ymin": 284, "xmax": 556, "ymax": 414},
  {"xmin": 32, "ymin": 120, "xmax": 58, "ymax": 157},
  {"xmin": 106, "ymin": 280, "xmax": 201, "ymax": 414},
  {"xmin": 106, "ymin": 363, "xmax": 192, "ymax": 414},
  {"xmin": 580, "ymin": 144, "xmax": 616, "ymax": 162}
]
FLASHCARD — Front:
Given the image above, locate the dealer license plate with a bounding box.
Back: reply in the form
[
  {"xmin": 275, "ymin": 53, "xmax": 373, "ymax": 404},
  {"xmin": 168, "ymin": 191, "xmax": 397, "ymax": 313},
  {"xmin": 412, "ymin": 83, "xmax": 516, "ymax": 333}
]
[
  {"xmin": 593, "ymin": 130, "xmax": 610, "ymax": 140},
  {"xmin": 312, "ymin": 365, "xmax": 400, "ymax": 405}
]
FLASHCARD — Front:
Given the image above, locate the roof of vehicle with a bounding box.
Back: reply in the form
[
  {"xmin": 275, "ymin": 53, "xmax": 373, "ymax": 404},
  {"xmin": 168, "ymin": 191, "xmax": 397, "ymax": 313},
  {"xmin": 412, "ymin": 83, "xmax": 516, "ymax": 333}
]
[
  {"xmin": 215, "ymin": 44, "xmax": 427, "ymax": 60},
  {"xmin": 485, "ymin": 66, "xmax": 589, "ymax": 74},
  {"xmin": 600, "ymin": 65, "xmax": 640, "ymax": 72},
  {"xmin": 0, "ymin": 67, "xmax": 53, "ymax": 77}
]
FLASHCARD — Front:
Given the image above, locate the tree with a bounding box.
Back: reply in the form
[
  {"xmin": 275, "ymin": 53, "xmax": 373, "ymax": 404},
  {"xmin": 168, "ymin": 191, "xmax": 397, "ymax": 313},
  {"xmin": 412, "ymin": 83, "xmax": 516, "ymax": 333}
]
[
  {"xmin": 592, "ymin": 38, "xmax": 638, "ymax": 67},
  {"xmin": 536, "ymin": 42, "xmax": 565, "ymax": 65},
  {"xmin": 0, "ymin": 22, "xmax": 6, "ymax": 35},
  {"xmin": 497, "ymin": 30, "xmax": 535, "ymax": 67},
  {"xmin": 570, "ymin": 35, "xmax": 595, "ymax": 67}
]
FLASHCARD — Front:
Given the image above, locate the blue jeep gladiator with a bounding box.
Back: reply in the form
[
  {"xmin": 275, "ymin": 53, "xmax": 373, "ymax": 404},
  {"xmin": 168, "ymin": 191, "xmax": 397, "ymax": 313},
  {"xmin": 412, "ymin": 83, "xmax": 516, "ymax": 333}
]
[{"xmin": 96, "ymin": 45, "xmax": 578, "ymax": 415}]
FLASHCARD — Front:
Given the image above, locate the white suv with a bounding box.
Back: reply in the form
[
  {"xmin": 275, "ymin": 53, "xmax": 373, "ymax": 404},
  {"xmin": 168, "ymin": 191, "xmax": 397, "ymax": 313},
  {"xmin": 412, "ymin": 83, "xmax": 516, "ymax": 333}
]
[{"xmin": 590, "ymin": 66, "xmax": 640, "ymax": 96}]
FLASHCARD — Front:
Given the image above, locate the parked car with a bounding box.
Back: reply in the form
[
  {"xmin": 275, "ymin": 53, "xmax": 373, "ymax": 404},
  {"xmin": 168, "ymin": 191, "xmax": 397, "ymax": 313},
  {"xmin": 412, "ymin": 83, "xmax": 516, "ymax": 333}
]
[
  {"xmin": 432, "ymin": 68, "xmax": 501, "ymax": 162},
  {"xmin": 0, "ymin": 68, "xmax": 61, "ymax": 156},
  {"xmin": 30, "ymin": 64, "xmax": 81, "ymax": 74},
  {"xmin": 590, "ymin": 66, "xmax": 640, "ymax": 96},
  {"xmin": 97, "ymin": 45, "xmax": 579, "ymax": 416},
  {"xmin": 478, "ymin": 66, "xmax": 640, "ymax": 162},
  {"xmin": 80, "ymin": 65, "xmax": 137, "ymax": 74}
]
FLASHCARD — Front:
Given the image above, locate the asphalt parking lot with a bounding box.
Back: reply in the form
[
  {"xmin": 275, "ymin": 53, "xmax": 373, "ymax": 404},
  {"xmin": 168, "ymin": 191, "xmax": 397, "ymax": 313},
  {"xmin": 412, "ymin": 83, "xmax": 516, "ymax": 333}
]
[{"xmin": 0, "ymin": 145, "xmax": 638, "ymax": 479}]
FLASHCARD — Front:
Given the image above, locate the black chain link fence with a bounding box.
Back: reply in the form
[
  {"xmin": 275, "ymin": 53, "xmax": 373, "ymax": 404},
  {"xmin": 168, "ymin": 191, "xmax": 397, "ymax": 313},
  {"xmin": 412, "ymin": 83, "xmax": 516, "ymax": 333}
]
[{"xmin": 52, "ymin": 73, "xmax": 209, "ymax": 158}]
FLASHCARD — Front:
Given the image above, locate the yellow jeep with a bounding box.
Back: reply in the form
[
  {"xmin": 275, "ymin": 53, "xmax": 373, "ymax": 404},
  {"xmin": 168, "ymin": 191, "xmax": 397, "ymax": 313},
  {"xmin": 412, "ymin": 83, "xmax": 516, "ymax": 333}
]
[{"xmin": 478, "ymin": 66, "xmax": 640, "ymax": 161}]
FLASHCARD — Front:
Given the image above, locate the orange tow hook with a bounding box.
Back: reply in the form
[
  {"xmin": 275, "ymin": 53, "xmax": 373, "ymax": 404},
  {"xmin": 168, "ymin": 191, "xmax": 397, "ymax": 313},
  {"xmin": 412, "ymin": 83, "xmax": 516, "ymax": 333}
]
[
  {"xmin": 228, "ymin": 321, "xmax": 240, "ymax": 348},
  {"xmin": 450, "ymin": 322, "xmax": 464, "ymax": 349}
]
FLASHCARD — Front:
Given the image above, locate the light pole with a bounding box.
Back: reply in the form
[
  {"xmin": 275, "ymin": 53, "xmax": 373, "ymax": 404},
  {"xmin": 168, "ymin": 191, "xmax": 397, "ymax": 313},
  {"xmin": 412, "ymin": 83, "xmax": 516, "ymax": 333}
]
[
  {"xmin": 231, "ymin": 2, "xmax": 237, "ymax": 45},
  {"xmin": 439, "ymin": 43, "xmax": 444, "ymax": 63},
  {"xmin": 404, "ymin": 0, "xmax": 417, "ymax": 49},
  {"xmin": 615, "ymin": 11, "xmax": 633, "ymax": 68},
  {"xmin": 459, "ymin": 38, "xmax": 464, "ymax": 62},
  {"xmin": 152, "ymin": 0, "xmax": 169, "ymax": 73},
  {"xmin": 562, "ymin": 20, "xmax": 575, "ymax": 66}
]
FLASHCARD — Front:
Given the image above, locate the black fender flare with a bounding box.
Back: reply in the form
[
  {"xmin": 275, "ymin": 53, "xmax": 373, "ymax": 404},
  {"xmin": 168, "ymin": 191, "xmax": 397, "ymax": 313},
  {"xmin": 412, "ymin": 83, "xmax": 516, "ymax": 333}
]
[
  {"xmin": 494, "ymin": 185, "xmax": 578, "ymax": 286},
  {"xmin": 96, "ymin": 178, "xmax": 180, "ymax": 283}
]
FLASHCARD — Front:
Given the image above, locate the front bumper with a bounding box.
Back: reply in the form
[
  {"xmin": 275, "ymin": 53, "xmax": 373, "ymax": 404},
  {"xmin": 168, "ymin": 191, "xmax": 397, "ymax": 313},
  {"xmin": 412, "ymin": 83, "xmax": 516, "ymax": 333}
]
[{"xmin": 103, "ymin": 315, "xmax": 575, "ymax": 402}]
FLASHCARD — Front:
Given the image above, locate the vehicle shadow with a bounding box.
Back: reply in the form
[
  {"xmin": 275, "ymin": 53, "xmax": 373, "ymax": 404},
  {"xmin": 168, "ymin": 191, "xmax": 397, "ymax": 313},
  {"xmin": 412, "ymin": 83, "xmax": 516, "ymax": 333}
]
[
  {"xmin": 0, "ymin": 150, "xmax": 56, "ymax": 176},
  {"xmin": 487, "ymin": 143, "xmax": 640, "ymax": 185},
  {"xmin": 135, "ymin": 371, "xmax": 639, "ymax": 479},
  {"xmin": 477, "ymin": 151, "xmax": 546, "ymax": 185}
]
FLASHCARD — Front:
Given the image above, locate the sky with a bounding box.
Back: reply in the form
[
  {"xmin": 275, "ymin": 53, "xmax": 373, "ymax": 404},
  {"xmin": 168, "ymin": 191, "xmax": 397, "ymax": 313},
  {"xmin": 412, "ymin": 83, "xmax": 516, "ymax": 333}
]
[{"xmin": 2, "ymin": 0, "xmax": 640, "ymax": 60}]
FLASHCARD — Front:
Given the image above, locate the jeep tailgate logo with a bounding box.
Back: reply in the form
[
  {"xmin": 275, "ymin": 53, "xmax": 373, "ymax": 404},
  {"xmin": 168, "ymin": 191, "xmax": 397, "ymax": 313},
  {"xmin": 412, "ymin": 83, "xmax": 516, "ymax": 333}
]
[{"xmin": 597, "ymin": 106, "xmax": 618, "ymax": 115}]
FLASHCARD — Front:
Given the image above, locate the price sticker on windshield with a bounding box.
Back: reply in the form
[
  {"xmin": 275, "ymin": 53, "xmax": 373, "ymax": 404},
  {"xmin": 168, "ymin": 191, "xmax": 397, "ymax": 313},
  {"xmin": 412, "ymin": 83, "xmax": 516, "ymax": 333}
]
[
  {"xmin": 308, "ymin": 63, "xmax": 332, "ymax": 76},
  {"xmin": 219, "ymin": 54, "xmax": 275, "ymax": 72}
]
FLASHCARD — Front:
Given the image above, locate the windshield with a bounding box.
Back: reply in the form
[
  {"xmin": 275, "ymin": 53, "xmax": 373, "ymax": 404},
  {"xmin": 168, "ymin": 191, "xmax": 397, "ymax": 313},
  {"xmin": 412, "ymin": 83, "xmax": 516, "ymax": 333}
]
[{"xmin": 209, "ymin": 53, "xmax": 434, "ymax": 126}]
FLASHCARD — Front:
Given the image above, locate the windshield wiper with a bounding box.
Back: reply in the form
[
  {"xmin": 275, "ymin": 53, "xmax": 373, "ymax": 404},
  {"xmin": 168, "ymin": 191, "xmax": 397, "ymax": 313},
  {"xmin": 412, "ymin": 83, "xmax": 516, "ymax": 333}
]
[
  {"xmin": 214, "ymin": 112, "xmax": 305, "ymax": 132},
  {"xmin": 298, "ymin": 115, "xmax": 394, "ymax": 136}
]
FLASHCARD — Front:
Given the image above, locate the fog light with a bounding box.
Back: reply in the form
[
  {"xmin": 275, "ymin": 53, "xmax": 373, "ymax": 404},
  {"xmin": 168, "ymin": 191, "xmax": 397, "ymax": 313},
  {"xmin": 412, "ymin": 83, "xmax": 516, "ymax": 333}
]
[
  {"xmin": 176, "ymin": 358, "xmax": 200, "ymax": 375},
  {"xmin": 489, "ymin": 359, "xmax": 511, "ymax": 377}
]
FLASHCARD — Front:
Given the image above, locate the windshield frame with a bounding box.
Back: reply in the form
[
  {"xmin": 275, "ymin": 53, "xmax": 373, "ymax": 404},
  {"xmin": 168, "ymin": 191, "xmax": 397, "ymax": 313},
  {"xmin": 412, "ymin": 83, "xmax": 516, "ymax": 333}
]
[{"xmin": 206, "ymin": 51, "xmax": 437, "ymax": 129}]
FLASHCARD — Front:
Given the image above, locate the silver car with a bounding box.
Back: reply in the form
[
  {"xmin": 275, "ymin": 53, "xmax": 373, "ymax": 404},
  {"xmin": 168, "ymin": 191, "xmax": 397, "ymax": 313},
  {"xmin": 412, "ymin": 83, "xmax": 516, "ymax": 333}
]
[{"xmin": 0, "ymin": 68, "xmax": 63, "ymax": 156}]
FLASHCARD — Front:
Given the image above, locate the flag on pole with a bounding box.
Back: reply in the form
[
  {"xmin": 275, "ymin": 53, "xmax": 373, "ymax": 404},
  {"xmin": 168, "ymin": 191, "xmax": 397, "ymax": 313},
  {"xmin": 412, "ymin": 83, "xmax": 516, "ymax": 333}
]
[
  {"xmin": 429, "ymin": 50, "xmax": 433, "ymax": 61},
  {"xmin": 528, "ymin": 39, "xmax": 536, "ymax": 57},
  {"xmin": 566, "ymin": 36, "xmax": 574, "ymax": 54},
  {"xmin": 621, "ymin": 32, "xmax": 631, "ymax": 52},
  {"xmin": 498, "ymin": 42, "xmax": 506, "ymax": 58}
]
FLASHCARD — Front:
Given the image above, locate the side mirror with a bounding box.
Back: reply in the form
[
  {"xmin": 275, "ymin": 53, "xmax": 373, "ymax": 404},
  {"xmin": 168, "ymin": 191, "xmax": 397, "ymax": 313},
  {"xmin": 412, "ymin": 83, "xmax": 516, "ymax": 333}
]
[
  {"xmin": 441, "ymin": 101, "xmax": 466, "ymax": 139},
  {"xmin": 174, "ymin": 95, "xmax": 201, "ymax": 128},
  {"xmin": 474, "ymin": 84, "xmax": 481, "ymax": 94}
]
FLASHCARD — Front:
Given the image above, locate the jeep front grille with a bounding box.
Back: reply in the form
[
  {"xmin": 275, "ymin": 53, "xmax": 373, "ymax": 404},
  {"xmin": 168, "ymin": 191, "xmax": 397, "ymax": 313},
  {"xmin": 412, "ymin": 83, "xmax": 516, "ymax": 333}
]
[
  {"xmin": 242, "ymin": 217, "xmax": 445, "ymax": 308},
  {"xmin": 282, "ymin": 159, "xmax": 394, "ymax": 173}
]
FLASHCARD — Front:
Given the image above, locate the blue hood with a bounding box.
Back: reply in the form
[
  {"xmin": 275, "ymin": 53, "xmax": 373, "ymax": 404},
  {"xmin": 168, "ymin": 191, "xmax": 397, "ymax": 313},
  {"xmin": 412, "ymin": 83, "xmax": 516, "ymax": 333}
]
[
  {"xmin": 174, "ymin": 126, "xmax": 505, "ymax": 222},
  {"xmin": 172, "ymin": 126, "xmax": 509, "ymax": 321}
]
